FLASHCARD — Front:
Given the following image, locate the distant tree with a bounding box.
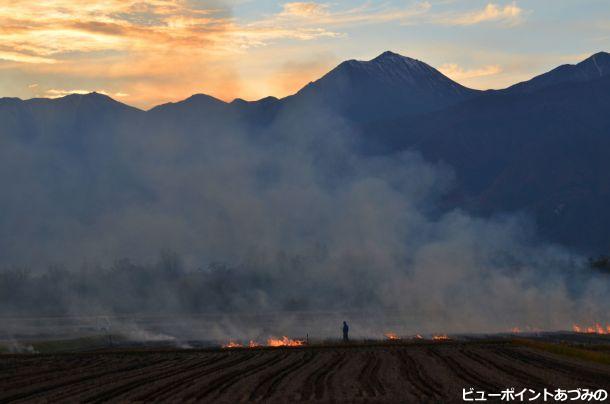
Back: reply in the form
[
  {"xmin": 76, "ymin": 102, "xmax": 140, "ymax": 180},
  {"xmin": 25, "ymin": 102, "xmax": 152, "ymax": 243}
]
[
  {"xmin": 157, "ymin": 249, "xmax": 184, "ymax": 278},
  {"xmin": 588, "ymin": 255, "xmax": 610, "ymax": 273},
  {"xmin": 0, "ymin": 267, "xmax": 31, "ymax": 314}
]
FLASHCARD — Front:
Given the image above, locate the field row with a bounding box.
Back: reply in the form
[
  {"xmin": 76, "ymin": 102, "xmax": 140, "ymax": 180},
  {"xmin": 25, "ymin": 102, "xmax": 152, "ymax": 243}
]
[{"xmin": 1, "ymin": 342, "xmax": 610, "ymax": 403}]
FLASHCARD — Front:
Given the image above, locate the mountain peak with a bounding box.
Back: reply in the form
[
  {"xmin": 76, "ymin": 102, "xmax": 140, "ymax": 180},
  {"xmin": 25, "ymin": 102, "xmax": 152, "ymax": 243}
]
[
  {"xmin": 507, "ymin": 51, "xmax": 610, "ymax": 93},
  {"xmin": 586, "ymin": 51, "xmax": 610, "ymax": 61},
  {"xmin": 59, "ymin": 91, "xmax": 113, "ymax": 102},
  {"xmin": 149, "ymin": 93, "xmax": 226, "ymax": 113},
  {"xmin": 21, "ymin": 91, "xmax": 141, "ymax": 114},
  {"xmin": 321, "ymin": 51, "xmax": 457, "ymax": 87},
  {"xmin": 372, "ymin": 50, "xmax": 408, "ymax": 61},
  {"xmin": 183, "ymin": 93, "xmax": 226, "ymax": 105},
  {"xmin": 578, "ymin": 51, "xmax": 610, "ymax": 74},
  {"xmin": 292, "ymin": 50, "xmax": 477, "ymax": 122}
]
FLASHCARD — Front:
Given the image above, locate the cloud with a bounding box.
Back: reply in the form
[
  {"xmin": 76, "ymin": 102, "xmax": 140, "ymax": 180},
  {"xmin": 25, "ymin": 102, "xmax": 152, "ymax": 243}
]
[
  {"xmin": 439, "ymin": 2, "xmax": 524, "ymax": 26},
  {"xmin": 438, "ymin": 63, "xmax": 503, "ymax": 80},
  {"xmin": 0, "ymin": 1, "xmax": 343, "ymax": 62},
  {"xmin": 0, "ymin": 50, "xmax": 57, "ymax": 64},
  {"xmin": 280, "ymin": 2, "xmax": 329, "ymax": 18},
  {"xmin": 267, "ymin": 1, "xmax": 432, "ymax": 27},
  {"xmin": 0, "ymin": 0, "xmax": 350, "ymax": 106},
  {"xmin": 44, "ymin": 88, "xmax": 129, "ymax": 98},
  {"xmin": 0, "ymin": 0, "xmax": 530, "ymax": 107}
]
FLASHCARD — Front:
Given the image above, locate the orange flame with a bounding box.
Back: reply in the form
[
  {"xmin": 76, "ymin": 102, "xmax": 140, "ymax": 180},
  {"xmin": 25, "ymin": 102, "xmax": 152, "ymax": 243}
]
[
  {"xmin": 222, "ymin": 341, "xmax": 243, "ymax": 348},
  {"xmin": 248, "ymin": 340, "xmax": 261, "ymax": 348},
  {"xmin": 384, "ymin": 332, "xmax": 400, "ymax": 340},
  {"xmin": 414, "ymin": 334, "xmax": 423, "ymax": 340},
  {"xmin": 596, "ymin": 323, "xmax": 607, "ymax": 335},
  {"xmin": 572, "ymin": 323, "xmax": 610, "ymax": 335},
  {"xmin": 266, "ymin": 336, "xmax": 305, "ymax": 347},
  {"xmin": 510, "ymin": 327, "xmax": 521, "ymax": 334},
  {"xmin": 432, "ymin": 334, "xmax": 450, "ymax": 341}
]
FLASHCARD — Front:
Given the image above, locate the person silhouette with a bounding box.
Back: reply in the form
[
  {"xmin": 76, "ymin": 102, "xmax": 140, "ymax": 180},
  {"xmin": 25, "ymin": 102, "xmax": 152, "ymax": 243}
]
[{"xmin": 342, "ymin": 321, "xmax": 349, "ymax": 342}]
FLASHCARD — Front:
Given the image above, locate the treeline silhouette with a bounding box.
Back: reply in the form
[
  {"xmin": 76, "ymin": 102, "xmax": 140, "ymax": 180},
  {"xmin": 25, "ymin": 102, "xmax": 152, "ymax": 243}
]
[
  {"xmin": 0, "ymin": 252, "xmax": 269, "ymax": 316},
  {"xmin": 0, "ymin": 251, "xmax": 359, "ymax": 317}
]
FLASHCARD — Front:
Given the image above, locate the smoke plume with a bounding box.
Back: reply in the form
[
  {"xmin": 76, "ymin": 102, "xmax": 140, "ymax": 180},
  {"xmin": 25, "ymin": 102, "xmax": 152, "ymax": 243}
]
[{"xmin": 0, "ymin": 99, "xmax": 608, "ymax": 340}]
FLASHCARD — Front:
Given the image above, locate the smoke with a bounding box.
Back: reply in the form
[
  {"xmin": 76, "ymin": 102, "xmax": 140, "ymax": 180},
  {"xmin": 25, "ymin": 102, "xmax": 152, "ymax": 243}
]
[
  {"xmin": 0, "ymin": 98, "xmax": 608, "ymax": 340},
  {"xmin": 1, "ymin": 340, "xmax": 37, "ymax": 354}
]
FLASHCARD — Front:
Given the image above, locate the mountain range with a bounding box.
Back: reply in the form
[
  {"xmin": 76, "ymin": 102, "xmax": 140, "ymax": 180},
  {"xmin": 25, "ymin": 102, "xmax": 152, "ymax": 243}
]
[{"xmin": 1, "ymin": 51, "xmax": 610, "ymax": 255}]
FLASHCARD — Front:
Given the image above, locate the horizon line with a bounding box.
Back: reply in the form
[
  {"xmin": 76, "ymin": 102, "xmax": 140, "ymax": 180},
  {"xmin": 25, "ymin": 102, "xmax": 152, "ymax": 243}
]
[{"xmin": 3, "ymin": 50, "xmax": 607, "ymax": 112}]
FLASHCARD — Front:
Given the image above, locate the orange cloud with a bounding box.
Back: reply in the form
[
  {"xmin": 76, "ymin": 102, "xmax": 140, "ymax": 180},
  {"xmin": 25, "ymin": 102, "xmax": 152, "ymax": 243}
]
[
  {"xmin": 44, "ymin": 89, "xmax": 129, "ymax": 99},
  {"xmin": 0, "ymin": 0, "xmax": 343, "ymax": 107},
  {"xmin": 0, "ymin": 1, "xmax": 529, "ymax": 108},
  {"xmin": 438, "ymin": 2, "xmax": 524, "ymax": 26},
  {"xmin": 438, "ymin": 63, "xmax": 503, "ymax": 80},
  {"xmin": 280, "ymin": 2, "xmax": 329, "ymax": 18}
]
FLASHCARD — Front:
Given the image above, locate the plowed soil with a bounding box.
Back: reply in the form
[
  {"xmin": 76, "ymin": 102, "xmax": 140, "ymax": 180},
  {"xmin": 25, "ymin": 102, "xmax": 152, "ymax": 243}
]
[{"xmin": 1, "ymin": 341, "xmax": 609, "ymax": 403}]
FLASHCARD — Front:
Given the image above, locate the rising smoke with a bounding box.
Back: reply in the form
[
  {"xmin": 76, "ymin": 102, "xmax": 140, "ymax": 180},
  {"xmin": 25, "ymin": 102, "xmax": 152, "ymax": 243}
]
[{"xmin": 0, "ymin": 98, "xmax": 608, "ymax": 340}]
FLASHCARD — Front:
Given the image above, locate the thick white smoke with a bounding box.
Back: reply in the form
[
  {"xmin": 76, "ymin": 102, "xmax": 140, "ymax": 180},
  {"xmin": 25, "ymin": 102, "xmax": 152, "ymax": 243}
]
[{"xmin": 0, "ymin": 100, "xmax": 607, "ymax": 339}]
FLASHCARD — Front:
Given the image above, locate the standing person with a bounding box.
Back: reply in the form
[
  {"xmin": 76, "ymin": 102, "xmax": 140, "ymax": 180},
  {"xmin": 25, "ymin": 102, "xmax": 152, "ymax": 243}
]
[{"xmin": 342, "ymin": 321, "xmax": 349, "ymax": 342}]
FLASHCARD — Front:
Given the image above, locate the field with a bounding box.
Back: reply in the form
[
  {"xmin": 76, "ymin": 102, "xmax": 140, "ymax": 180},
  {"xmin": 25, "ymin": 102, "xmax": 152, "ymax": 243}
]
[{"xmin": 2, "ymin": 340, "xmax": 610, "ymax": 403}]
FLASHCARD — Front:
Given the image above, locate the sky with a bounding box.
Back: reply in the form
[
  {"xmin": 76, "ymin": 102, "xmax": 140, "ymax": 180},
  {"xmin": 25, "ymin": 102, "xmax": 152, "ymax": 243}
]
[{"xmin": 0, "ymin": 0, "xmax": 609, "ymax": 109}]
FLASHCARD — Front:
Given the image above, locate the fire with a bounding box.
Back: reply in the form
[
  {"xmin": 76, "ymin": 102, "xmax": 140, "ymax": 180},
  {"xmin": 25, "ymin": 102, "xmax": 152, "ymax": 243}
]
[
  {"xmin": 222, "ymin": 341, "xmax": 243, "ymax": 348},
  {"xmin": 266, "ymin": 336, "xmax": 305, "ymax": 347},
  {"xmin": 572, "ymin": 323, "xmax": 610, "ymax": 335},
  {"xmin": 223, "ymin": 336, "xmax": 304, "ymax": 348},
  {"xmin": 596, "ymin": 323, "xmax": 607, "ymax": 334},
  {"xmin": 432, "ymin": 334, "xmax": 450, "ymax": 341},
  {"xmin": 414, "ymin": 334, "xmax": 423, "ymax": 340},
  {"xmin": 384, "ymin": 332, "xmax": 400, "ymax": 340},
  {"xmin": 510, "ymin": 327, "xmax": 521, "ymax": 334}
]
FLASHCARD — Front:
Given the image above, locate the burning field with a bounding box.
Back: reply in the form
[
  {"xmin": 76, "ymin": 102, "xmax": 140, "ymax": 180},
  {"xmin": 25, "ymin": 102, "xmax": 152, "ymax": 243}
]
[
  {"xmin": 2, "ymin": 338, "xmax": 610, "ymax": 403},
  {"xmin": 223, "ymin": 336, "xmax": 305, "ymax": 349}
]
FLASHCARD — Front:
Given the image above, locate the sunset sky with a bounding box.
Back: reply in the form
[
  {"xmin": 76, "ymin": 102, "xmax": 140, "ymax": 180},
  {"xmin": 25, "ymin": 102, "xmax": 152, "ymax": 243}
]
[{"xmin": 1, "ymin": 0, "xmax": 609, "ymax": 109}]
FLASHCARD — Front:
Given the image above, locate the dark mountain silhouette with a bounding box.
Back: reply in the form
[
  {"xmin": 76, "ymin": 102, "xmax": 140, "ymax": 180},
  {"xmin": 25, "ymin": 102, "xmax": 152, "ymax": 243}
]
[
  {"xmin": 284, "ymin": 51, "xmax": 478, "ymax": 122},
  {"xmin": 506, "ymin": 51, "xmax": 610, "ymax": 93},
  {"xmin": 1, "ymin": 51, "xmax": 609, "ymax": 254},
  {"xmin": 146, "ymin": 51, "xmax": 476, "ymax": 125},
  {"xmin": 0, "ymin": 92, "xmax": 140, "ymax": 139},
  {"xmin": 365, "ymin": 60, "xmax": 610, "ymax": 253}
]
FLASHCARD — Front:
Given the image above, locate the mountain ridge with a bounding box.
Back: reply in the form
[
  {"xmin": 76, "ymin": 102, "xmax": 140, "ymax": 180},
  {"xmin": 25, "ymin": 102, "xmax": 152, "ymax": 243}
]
[
  {"xmin": 1, "ymin": 51, "xmax": 610, "ymax": 254},
  {"xmin": 5, "ymin": 51, "xmax": 608, "ymax": 113},
  {"xmin": 506, "ymin": 51, "xmax": 610, "ymax": 93}
]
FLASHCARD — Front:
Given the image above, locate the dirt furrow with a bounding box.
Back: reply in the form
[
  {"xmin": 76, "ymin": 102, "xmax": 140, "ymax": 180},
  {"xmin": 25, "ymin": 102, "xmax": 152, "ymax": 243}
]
[
  {"xmin": 2, "ymin": 342, "xmax": 609, "ymax": 403},
  {"xmin": 397, "ymin": 348, "xmax": 443, "ymax": 400},
  {"xmin": 300, "ymin": 351, "xmax": 349, "ymax": 401},
  {"xmin": 496, "ymin": 347, "xmax": 610, "ymax": 388},
  {"xmin": 299, "ymin": 352, "xmax": 342, "ymax": 401},
  {"xmin": 129, "ymin": 352, "xmax": 260, "ymax": 402},
  {"xmin": 42, "ymin": 356, "xmax": 186, "ymax": 402},
  {"xmin": 77, "ymin": 355, "xmax": 218, "ymax": 403},
  {"xmin": 460, "ymin": 347, "xmax": 549, "ymax": 390},
  {"xmin": 0, "ymin": 356, "xmax": 169, "ymax": 403},
  {"xmin": 357, "ymin": 352, "xmax": 385, "ymax": 398},
  {"xmin": 185, "ymin": 351, "xmax": 289, "ymax": 401},
  {"xmin": 0, "ymin": 356, "xmax": 86, "ymax": 379},
  {"xmin": 427, "ymin": 347, "xmax": 501, "ymax": 392},
  {"xmin": 321, "ymin": 352, "xmax": 349, "ymax": 401},
  {"xmin": 248, "ymin": 351, "xmax": 317, "ymax": 402},
  {"xmin": 0, "ymin": 355, "xmax": 117, "ymax": 390}
]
